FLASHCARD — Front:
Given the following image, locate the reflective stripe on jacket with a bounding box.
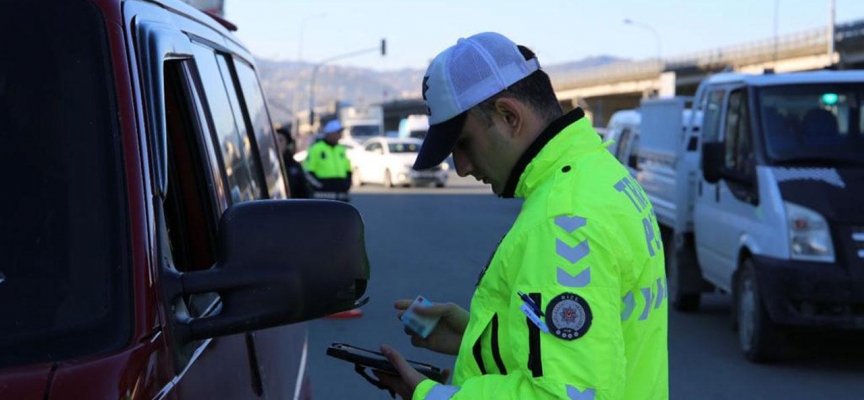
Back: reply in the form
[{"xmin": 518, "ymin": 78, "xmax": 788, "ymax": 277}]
[
  {"xmin": 303, "ymin": 141, "xmax": 351, "ymax": 179},
  {"xmin": 414, "ymin": 108, "xmax": 668, "ymax": 400}
]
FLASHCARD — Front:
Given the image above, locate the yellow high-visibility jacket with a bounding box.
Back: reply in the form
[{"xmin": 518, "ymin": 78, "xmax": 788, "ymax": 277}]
[
  {"xmin": 303, "ymin": 141, "xmax": 351, "ymax": 179},
  {"xmin": 414, "ymin": 109, "xmax": 668, "ymax": 400}
]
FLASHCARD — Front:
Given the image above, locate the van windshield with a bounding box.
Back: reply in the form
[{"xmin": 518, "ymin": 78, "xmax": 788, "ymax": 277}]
[
  {"xmin": 0, "ymin": 1, "xmax": 129, "ymax": 368},
  {"xmin": 758, "ymin": 84, "xmax": 864, "ymax": 166},
  {"xmin": 350, "ymin": 125, "xmax": 381, "ymax": 138}
]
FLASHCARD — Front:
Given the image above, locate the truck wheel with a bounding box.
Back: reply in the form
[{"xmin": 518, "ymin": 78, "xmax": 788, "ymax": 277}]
[
  {"xmin": 665, "ymin": 235, "xmax": 700, "ymax": 312},
  {"xmin": 736, "ymin": 259, "xmax": 780, "ymax": 363}
]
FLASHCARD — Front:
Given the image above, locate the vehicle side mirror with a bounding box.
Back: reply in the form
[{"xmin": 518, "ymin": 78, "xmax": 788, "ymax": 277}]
[
  {"xmin": 702, "ymin": 142, "xmax": 724, "ymax": 184},
  {"xmin": 162, "ymin": 200, "xmax": 370, "ymax": 342}
]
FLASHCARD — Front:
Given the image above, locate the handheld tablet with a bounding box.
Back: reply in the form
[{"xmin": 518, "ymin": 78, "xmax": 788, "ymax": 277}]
[{"xmin": 326, "ymin": 342, "xmax": 447, "ymax": 383}]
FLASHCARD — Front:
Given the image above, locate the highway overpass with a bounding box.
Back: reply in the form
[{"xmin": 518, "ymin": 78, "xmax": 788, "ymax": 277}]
[{"xmin": 552, "ymin": 19, "xmax": 864, "ymax": 127}]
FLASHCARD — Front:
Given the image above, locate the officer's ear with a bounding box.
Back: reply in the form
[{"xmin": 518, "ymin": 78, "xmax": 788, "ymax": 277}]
[{"xmin": 491, "ymin": 97, "xmax": 524, "ymax": 139}]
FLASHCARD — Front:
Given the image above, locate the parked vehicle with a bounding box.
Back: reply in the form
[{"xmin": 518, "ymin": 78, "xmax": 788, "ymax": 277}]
[
  {"xmin": 636, "ymin": 71, "xmax": 864, "ymax": 362},
  {"xmin": 352, "ymin": 138, "xmax": 449, "ymax": 188},
  {"xmin": 0, "ymin": 1, "xmax": 370, "ymax": 399},
  {"xmin": 344, "ymin": 120, "xmax": 382, "ymax": 142},
  {"xmin": 398, "ymin": 114, "xmax": 429, "ymax": 139},
  {"xmin": 604, "ymin": 109, "xmax": 641, "ymax": 175}
]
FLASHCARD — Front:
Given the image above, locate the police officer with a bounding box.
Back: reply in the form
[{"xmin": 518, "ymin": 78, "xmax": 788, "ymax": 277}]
[
  {"xmin": 375, "ymin": 32, "xmax": 669, "ymax": 399},
  {"xmin": 275, "ymin": 126, "xmax": 312, "ymax": 199},
  {"xmin": 303, "ymin": 120, "xmax": 352, "ymax": 201}
]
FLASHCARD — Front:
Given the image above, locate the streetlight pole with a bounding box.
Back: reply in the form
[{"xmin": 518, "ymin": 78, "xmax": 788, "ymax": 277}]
[
  {"xmin": 297, "ymin": 13, "xmax": 326, "ymax": 62},
  {"xmin": 292, "ymin": 13, "xmax": 326, "ymax": 135},
  {"xmin": 623, "ymin": 18, "xmax": 662, "ymax": 64},
  {"xmin": 308, "ymin": 39, "xmax": 387, "ymax": 126},
  {"xmin": 828, "ymin": 0, "xmax": 836, "ymax": 65},
  {"xmin": 774, "ymin": 0, "xmax": 780, "ymax": 64}
]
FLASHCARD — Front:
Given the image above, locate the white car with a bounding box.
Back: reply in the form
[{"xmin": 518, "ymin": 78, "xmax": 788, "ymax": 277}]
[{"xmin": 352, "ymin": 138, "xmax": 449, "ymax": 188}]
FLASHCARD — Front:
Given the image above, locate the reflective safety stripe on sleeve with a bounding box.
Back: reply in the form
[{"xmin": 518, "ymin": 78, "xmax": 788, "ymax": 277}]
[
  {"xmin": 566, "ymin": 385, "xmax": 596, "ymax": 400},
  {"xmin": 424, "ymin": 384, "xmax": 460, "ymax": 400},
  {"xmin": 621, "ymin": 291, "xmax": 636, "ymax": 321}
]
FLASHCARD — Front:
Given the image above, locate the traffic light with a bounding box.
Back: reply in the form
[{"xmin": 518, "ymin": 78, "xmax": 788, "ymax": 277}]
[{"xmin": 381, "ymin": 39, "xmax": 386, "ymax": 56}]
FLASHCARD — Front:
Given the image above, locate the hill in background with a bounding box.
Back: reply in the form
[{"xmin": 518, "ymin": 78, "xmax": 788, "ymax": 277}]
[{"xmin": 256, "ymin": 55, "xmax": 625, "ymax": 124}]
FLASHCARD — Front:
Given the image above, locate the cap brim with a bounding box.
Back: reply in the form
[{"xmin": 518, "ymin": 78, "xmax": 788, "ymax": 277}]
[{"xmin": 413, "ymin": 113, "xmax": 466, "ymax": 170}]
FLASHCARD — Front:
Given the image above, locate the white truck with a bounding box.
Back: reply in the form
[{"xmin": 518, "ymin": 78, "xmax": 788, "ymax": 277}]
[
  {"xmin": 635, "ymin": 71, "xmax": 864, "ymax": 362},
  {"xmin": 398, "ymin": 114, "xmax": 430, "ymax": 139}
]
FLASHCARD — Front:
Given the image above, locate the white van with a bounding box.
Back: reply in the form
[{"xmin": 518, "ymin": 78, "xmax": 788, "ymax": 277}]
[
  {"xmin": 398, "ymin": 114, "xmax": 429, "ymax": 139},
  {"xmin": 636, "ymin": 71, "xmax": 864, "ymax": 362},
  {"xmin": 604, "ymin": 110, "xmax": 641, "ymax": 175}
]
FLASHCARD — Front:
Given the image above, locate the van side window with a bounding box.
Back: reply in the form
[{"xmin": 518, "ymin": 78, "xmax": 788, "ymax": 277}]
[
  {"xmin": 702, "ymin": 90, "xmax": 725, "ymax": 143},
  {"xmin": 163, "ymin": 60, "xmax": 218, "ymax": 272},
  {"xmin": 190, "ymin": 43, "xmax": 260, "ymax": 204},
  {"xmin": 628, "ymin": 135, "xmax": 641, "ymax": 169},
  {"xmin": 233, "ymin": 60, "xmax": 287, "ymax": 200},
  {"xmin": 615, "ymin": 128, "xmax": 632, "ymax": 162},
  {"xmin": 215, "ymin": 54, "xmax": 267, "ymax": 200},
  {"xmin": 724, "ymin": 89, "xmax": 755, "ymax": 176},
  {"xmin": 162, "ymin": 60, "xmax": 220, "ymax": 320}
]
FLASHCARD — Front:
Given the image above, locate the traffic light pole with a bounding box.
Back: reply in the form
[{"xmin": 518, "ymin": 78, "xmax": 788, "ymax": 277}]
[{"xmin": 308, "ymin": 39, "xmax": 386, "ymax": 125}]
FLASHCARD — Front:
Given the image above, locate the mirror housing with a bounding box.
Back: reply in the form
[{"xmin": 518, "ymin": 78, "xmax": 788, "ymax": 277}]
[
  {"xmin": 701, "ymin": 142, "xmax": 724, "ymax": 184},
  {"xmin": 162, "ymin": 200, "xmax": 370, "ymax": 342}
]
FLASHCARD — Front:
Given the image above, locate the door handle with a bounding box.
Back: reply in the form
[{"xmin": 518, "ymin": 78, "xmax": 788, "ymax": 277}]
[{"xmin": 715, "ymin": 184, "xmax": 720, "ymax": 202}]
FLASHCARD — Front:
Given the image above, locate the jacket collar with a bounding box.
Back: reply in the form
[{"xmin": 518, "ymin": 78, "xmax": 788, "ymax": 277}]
[{"xmin": 501, "ymin": 108, "xmax": 585, "ymax": 198}]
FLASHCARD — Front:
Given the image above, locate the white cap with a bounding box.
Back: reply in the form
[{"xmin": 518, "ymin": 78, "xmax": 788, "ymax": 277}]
[{"xmin": 414, "ymin": 32, "xmax": 540, "ymax": 170}]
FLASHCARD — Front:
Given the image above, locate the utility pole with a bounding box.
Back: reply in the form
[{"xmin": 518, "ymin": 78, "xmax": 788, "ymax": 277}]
[
  {"xmin": 292, "ymin": 13, "xmax": 326, "ymax": 135},
  {"xmin": 828, "ymin": 0, "xmax": 836, "ymax": 65},
  {"xmin": 623, "ymin": 19, "xmax": 662, "ymax": 67},
  {"xmin": 309, "ymin": 39, "xmax": 387, "ymax": 126}
]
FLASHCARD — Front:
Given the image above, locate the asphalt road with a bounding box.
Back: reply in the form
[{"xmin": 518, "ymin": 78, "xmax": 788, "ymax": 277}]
[{"xmin": 305, "ymin": 173, "xmax": 864, "ymax": 400}]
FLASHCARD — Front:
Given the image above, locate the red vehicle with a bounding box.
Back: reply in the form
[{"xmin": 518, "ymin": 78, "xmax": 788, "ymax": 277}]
[{"xmin": 0, "ymin": 1, "xmax": 370, "ymax": 399}]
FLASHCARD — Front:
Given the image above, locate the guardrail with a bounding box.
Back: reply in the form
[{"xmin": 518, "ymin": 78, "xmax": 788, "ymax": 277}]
[{"xmin": 551, "ymin": 19, "xmax": 863, "ymax": 91}]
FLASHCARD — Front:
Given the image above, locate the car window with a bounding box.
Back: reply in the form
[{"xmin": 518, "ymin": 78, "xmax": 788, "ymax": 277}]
[
  {"xmin": 190, "ymin": 43, "xmax": 260, "ymax": 204},
  {"xmin": 366, "ymin": 142, "xmax": 382, "ymax": 152},
  {"xmin": 702, "ymin": 89, "xmax": 726, "ymax": 143},
  {"xmin": 228, "ymin": 58, "xmax": 287, "ymax": 199},
  {"xmin": 215, "ymin": 54, "xmax": 266, "ymax": 200},
  {"xmin": 0, "ymin": 0, "xmax": 130, "ymax": 369},
  {"xmin": 724, "ymin": 89, "xmax": 755, "ymax": 176},
  {"xmin": 616, "ymin": 128, "xmax": 633, "ymax": 162}
]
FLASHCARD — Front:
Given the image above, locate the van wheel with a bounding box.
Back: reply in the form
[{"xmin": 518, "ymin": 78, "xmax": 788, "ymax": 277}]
[
  {"xmin": 384, "ymin": 170, "xmax": 393, "ymax": 188},
  {"xmin": 737, "ymin": 259, "xmax": 780, "ymax": 363},
  {"xmin": 665, "ymin": 235, "xmax": 700, "ymax": 312},
  {"xmin": 435, "ymin": 182, "xmax": 446, "ymax": 188}
]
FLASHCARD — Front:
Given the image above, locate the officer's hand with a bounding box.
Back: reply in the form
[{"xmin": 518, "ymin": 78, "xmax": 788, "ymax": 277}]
[
  {"xmin": 373, "ymin": 345, "xmax": 450, "ymax": 400},
  {"xmin": 395, "ymin": 300, "xmax": 468, "ymax": 356}
]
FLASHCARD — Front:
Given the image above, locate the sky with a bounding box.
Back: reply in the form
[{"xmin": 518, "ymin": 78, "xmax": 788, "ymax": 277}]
[{"xmin": 224, "ymin": 0, "xmax": 864, "ymax": 71}]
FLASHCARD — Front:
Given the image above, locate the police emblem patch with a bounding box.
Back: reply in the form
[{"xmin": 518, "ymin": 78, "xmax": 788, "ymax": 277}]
[{"xmin": 545, "ymin": 292, "xmax": 592, "ymax": 340}]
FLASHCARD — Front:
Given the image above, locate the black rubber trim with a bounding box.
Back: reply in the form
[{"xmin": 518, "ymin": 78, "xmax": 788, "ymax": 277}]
[
  {"xmin": 527, "ymin": 293, "xmax": 544, "ymax": 377},
  {"xmin": 473, "ymin": 332, "xmax": 487, "ymax": 375},
  {"xmin": 491, "ymin": 314, "xmax": 508, "ymax": 375}
]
